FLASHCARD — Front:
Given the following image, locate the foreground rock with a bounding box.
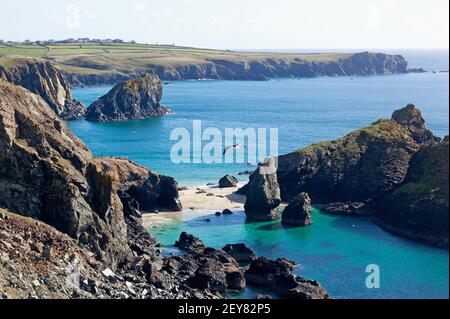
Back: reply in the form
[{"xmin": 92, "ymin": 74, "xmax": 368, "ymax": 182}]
[
  {"xmin": 0, "ymin": 57, "xmax": 85, "ymax": 120},
  {"xmin": 85, "ymin": 74, "xmax": 171, "ymax": 122},
  {"xmin": 375, "ymin": 137, "xmax": 449, "ymax": 246},
  {"xmin": 219, "ymin": 175, "xmax": 238, "ymax": 188},
  {"xmin": 244, "ymin": 159, "xmax": 281, "ymax": 221},
  {"xmin": 245, "ymin": 257, "xmax": 329, "ymax": 299},
  {"xmin": 281, "ymin": 193, "xmax": 313, "ymax": 226},
  {"xmin": 222, "ymin": 244, "xmax": 257, "ymax": 263},
  {"xmin": 175, "ymin": 232, "xmax": 206, "ymax": 254},
  {"xmin": 172, "ymin": 233, "xmax": 245, "ymax": 293}
]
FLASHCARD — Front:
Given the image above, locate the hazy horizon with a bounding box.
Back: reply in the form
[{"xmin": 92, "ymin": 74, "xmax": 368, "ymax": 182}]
[{"xmin": 0, "ymin": 0, "xmax": 448, "ymax": 50}]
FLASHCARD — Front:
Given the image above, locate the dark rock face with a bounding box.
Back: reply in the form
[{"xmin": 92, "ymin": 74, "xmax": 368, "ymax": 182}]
[
  {"xmin": 0, "ymin": 58, "xmax": 85, "ymax": 120},
  {"xmin": 222, "ymin": 244, "xmax": 257, "ymax": 263},
  {"xmin": 244, "ymin": 159, "xmax": 281, "ymax": 221},
  {"xmin": 175, "ymin": 232, "xmax": 206, "ymax": 254},
  {"xmin": 375, "ymin": 137, "xmax": 449, "ymax": 246},
  {"xmin": 281, "ymin": 193, "xmax": 313, "ymax": 226},
  {"xmin": 172, "ymin": 233, "xmax": 246, "ymax": 293},
  {"xmin": 0, "ymin": 81, "xmax": 181, "ymax": 267},
  {"xmin": 85, "ymin": 74, "xmax": 171, "ymax": 122},
  {"xmin": 62, "ymin": 52, "xmax": 410, "ymax": 86},
  {"xmin": 276, "ymin": 105, "xmax": 437, "ymax": 207},
  {"xmin": 219, "ymin": 175, "xmax": 238, "ymax": 188},
  {"xmin": 245, "ymin": 257, "xmax": 329, "ymax": 299}
]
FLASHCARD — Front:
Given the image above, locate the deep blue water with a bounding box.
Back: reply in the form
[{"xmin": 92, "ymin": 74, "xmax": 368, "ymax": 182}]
[
  {"xmin": 71, "ymin": 72, "xmax": 449, "ymax": 185},
  {"xmin": 69, "ymin": 52, "xmax": 449, "ymax": 299}
]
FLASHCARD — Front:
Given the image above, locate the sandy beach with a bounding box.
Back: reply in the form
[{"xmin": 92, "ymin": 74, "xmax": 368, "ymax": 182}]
[{"xmin": 142, "ymin": 184, "xmax": 246, "ymax": 227}]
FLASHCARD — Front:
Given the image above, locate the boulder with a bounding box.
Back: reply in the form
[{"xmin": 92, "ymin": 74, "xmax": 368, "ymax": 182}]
[
  {"xmin": 219, "ymin": 175, "xmax": 239, "ymax": 188},
  {"xmin": 244, "ymin": 159, "xmax": 281, "ymax": 221},
  {"xmin": 222, "ymin": 209, "xmax": 233, "ymax": 215},
  {"xmin": 222, "ymin": 244, "xmax": 257, "ymax": 263},
  {"xmin": 85, "ymin": 74, "xmax": 171, "ymax": 122},
  {"xmin": 245, "ymin": 257, "xmax": 329, "ymax": 299},
  {"xmin": 282, "ymin": 193, "xmax": 313, "ymax": 226},
  {"xmin": 174, "ymin": 232, "xmax": 206, "ymax": 254}
]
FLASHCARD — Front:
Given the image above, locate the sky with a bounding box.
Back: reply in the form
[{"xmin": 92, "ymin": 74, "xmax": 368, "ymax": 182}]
[{"xmin": 0, "ymin": 0, "xmax": 448, "ymax": 49}]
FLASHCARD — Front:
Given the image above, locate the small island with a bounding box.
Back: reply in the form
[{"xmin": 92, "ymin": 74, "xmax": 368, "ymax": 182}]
[{"xmin": 85, "ymin": 74, "xmax": 172, "ymax": 122}]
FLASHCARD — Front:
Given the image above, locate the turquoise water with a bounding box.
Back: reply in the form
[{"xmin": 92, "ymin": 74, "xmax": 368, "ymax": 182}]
[
  {"xmin": 146, "ymin": 209, "xmax": 449, "ymax": 299},
  {"xmin": 69, "ymin": 69, "xmax": 449, "ymax": 299}
]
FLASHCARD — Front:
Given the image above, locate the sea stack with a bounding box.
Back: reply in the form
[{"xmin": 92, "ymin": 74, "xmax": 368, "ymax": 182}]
[
  {"xmin": 244, "ymin": 158, "xmax": 281, "ymax": 221},
  {"xmin": 85, "ymin": 74, "xmax": 171, "ymax": 122},
  {"xmin": 281, "ymin": 193, "xmax": 313, "ymax": 226}
]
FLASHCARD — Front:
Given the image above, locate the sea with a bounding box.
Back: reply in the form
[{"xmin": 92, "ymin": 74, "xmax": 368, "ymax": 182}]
[{"xmin": 69, "ymin": 49, "xmax": 449, "ymax": 299}]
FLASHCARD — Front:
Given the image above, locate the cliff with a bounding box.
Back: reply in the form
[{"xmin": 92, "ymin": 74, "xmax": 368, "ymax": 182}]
[
  {"xmin": 0, "ymin": 80, "xmax": 181, "ymax": 267},
  {"xmin": 61, "ymin": 52, "xmax": 410, "ymax": 86},
  {"xmin": 374, "ymin": 137, "xmax": 449, "ymax": 246},
  {"xmin": 85, "ymin": 74, "xmax": 171, "ymax": 122},
  {"xmin": 0, "ymin": 57, "xmax": 85, "ymax": 120},
  {"xmin": 276, "ymin": 104, "xmax": 437, "ymax": 206}
]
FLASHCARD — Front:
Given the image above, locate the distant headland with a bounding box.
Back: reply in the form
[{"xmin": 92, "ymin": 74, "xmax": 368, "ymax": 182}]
[{"xmin": 0, "ymin": 38, "xmax": 423, "ymax": 87}]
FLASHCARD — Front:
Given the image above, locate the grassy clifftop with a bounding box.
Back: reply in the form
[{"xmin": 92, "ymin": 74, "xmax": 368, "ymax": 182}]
[{"xmin": 0, "ymin": 43, "xmax": 408, "ymax": 85}]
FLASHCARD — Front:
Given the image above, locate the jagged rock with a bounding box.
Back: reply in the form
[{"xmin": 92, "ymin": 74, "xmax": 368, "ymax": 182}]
[
  {"xmin": 391, "ymin": 104, "xmax": 439, "ymax": 144},
  {"xmin": 375, "ymin": 137, "xmax": 449, "ymax": 246},
  {"xmin": 244, "ymin": 159, "xmax": 281, "ymax": 221},
  {"xmin": 245, "ymin": 257, "xmax": 329, "ymax": 299},
  {"xmin": 0, "ymin": 58, "xmax": 85, "ymax": 120},
  {"xmin": 282, "ymin": 193, "xmax": 313, "ymax": 226},
  {"xmin": 219, "ymin": 175, "xmax": 238, "ymax": 188},
  {"xmin": 276, "ymin": 104, "xmax": 437, "ymax": 205},
  {"xmin": 85, "ymin": 74, "xmax": 171, "ymax": 122},
  {"xmin": 175, "ymin": 232, "xmax": 206, "ymax": 254},
  {"xmin": 222, "ymin": 244, "xmax": 257, "ymax": 263}
]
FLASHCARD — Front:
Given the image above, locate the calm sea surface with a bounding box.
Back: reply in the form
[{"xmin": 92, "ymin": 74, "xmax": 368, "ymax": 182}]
[{"xmin": 70, "ymin": 50, "xmax": 449, "ymax": 299}]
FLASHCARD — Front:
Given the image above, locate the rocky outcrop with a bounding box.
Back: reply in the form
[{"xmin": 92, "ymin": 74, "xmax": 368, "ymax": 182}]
[
  {"xmin": 172, "ymin": 233, "xmax": 246, "ymax": 293},
  {"xmin": 0, "ymin": 58, "xmax": 85, "ymax": 120},
  {"xmin": 281, "ymin": 193, "xmax": 313, "ymax": 226},
  {"xmin": 244, "ymin": 159, "xmax": 281, "ymax": 221},
  {"xmin": 174, "ymin": 232, "xmax": 206, "ymax": 254},
  {"xmin": 219, "ymin": 175, "xmax": 238, "ymax": 188},
  {"xmin": 0, "ymin": 81, "xmax": 181, "ymax": 268},
  {"xmin": 62, "ymin": 52, "xmax": 411, "ymax": 86},
  {"xmin": 374, "ymin": 137, "xmax": 449, "ymax": 246},
  {"xmin": 222, "ymin": 244, "xmax": 257, "ymax": 263},
  {"xmin": 245, "ymin": 257, "xmax": 329, "ymax": 299},
  {"xmin": 85, "ymin": 74, "xmax": 171, "ymax": 122},
  {"xmin": 276, "ymin": 104, "xmax": 438, "ymax": 207}
]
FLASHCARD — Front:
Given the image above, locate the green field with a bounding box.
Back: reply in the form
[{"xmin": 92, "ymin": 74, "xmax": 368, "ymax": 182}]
[{"xmin": 0, "ymin": 42, "xmax": 351, "ymax": 77}]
